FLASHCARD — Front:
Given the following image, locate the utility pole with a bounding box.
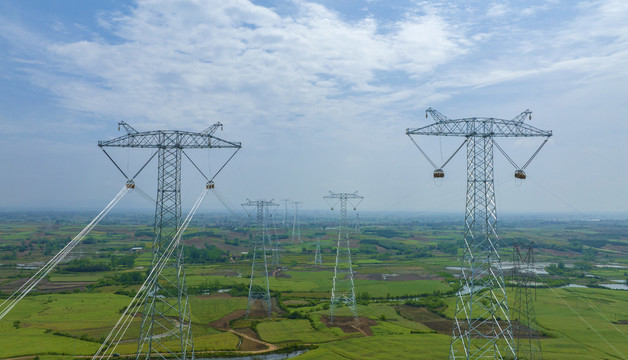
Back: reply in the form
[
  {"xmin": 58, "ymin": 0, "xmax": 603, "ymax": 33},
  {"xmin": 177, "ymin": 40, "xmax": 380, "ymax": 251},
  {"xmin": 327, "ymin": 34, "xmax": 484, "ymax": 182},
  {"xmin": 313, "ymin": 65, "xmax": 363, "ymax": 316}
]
[
  {"xmin": 324, "ymin": 191, "xmax": 364, "ymax": 323},
  {"xmin": 512, "ymin": 242, "xmax": 543, "ymax": 360},
  {"xmin": 407, "ymin": 108, "xmax": 551, "ymax": 360},
  {"xmin": 242, "ymin": 199, "xmax": 278, "ymax": 318},
  {"xmin": 99, "ymin": 121, "xmax": 240, "ymax": 360},
  {"xmin": 291, "ymin": 201, "xmax": 303, "ymax": 243}
]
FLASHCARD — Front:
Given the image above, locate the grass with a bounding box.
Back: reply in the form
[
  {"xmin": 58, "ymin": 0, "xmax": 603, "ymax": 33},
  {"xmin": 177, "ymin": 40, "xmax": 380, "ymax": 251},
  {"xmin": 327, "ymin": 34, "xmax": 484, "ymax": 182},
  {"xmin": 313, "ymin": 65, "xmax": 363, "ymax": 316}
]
[
  {"xmin": 0, "ymin": 327, "xmax": 101, "ymax": 357},
  {"xmin": 1, "ymin": 218, "xmax": 627, "ymax": 360},
  {"xmin": 293, "ymin": 333, "xmax": 451, "ymax": 359},
  {"xmin": 257, "ymin": 319, "xmax": 343, "ymax": 343},
  {"xmin": 189, "ymin": 295, "xmax": 248, "ymax": 323}
]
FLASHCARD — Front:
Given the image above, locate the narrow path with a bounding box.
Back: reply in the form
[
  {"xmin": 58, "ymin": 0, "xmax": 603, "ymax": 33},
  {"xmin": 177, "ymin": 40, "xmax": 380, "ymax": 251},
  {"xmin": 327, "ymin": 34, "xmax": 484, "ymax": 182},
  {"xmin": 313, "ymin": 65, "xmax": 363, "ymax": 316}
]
[{"xmin": 228, "ymin": 328, "xmax": 278, "ymax": 352}]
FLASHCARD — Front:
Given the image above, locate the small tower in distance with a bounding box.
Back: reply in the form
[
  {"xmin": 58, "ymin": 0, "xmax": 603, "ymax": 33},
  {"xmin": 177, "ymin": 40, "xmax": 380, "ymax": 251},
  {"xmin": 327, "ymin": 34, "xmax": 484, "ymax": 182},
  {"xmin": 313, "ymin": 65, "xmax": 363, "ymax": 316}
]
[
  {"xmin": 242, "ymin": 199, "xmax": 278, "ymax": 318},
  {"xmin": 314, "ymin": 237, "xmax": 323, "ymax": 265},
  {"xmin": 324, "ymin": 191, "xmax": 364, "ymax": 323}
]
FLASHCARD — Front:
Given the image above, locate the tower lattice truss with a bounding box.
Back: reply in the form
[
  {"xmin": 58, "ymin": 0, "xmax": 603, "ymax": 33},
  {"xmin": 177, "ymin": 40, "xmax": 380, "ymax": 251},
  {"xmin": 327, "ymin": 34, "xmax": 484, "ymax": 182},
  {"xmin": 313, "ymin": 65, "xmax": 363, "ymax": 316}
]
[
  {"xmin": 407, "ymin": 109, "xmax": 551, "ymax": 360},
  {"xmin": 99, "ymin": 122, "xmax": 240, "ymax": 360},
  {"xmin": 324, "ymin": 191, "xmax": 364, "ymax": 322},
  {"xmin": 242, "ymin": 199, "xmax": 278, "ymax": 318},
  {"xmin": 512, "ymin": 242, "xmax": 543, "ymax": 360}
]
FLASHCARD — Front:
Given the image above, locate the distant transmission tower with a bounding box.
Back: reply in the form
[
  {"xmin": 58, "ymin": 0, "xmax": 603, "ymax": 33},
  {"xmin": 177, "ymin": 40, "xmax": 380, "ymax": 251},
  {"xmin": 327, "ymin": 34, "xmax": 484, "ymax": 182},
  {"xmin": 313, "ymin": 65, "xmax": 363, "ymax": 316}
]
[
  {"xmin": 324, "ymin": 191, "xmax": 364, "ymax": 322},
  {"xmin": 242, "ymin": 199, "xmax": 278, "ymax": 318},
  {"xmin": 512, "ymin": 242, "xmax": 543, "ymax": 360},
  {"xmin": 269, "ymin": 206, "xmax": 281, "ymax": 268},
  {"xmin": 407, "ymin": 108, "xmax": 551, "ymax": 360},
  {"xmin": 281, "ymin": 199, "xmax": 291, "ymax": 228},
  {"xmin": 314, "ymin": 237, "xmax": 323, "ymax": 265},
  {"xmin": 354, "ymin": 212, "xmax": 361, "ymax": 234},
  {"xmin": 291, "ymin": 201, "xmax": 303, "ymax": 243},
  {"xmin": 99, "ymin": 121, "xmax": 240, "ymax": 360}
]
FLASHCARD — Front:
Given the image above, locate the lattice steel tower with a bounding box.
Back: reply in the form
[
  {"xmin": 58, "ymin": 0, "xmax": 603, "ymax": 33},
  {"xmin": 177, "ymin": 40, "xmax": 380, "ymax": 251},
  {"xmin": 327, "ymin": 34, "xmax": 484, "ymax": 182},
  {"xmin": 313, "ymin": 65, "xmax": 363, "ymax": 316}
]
[
  {"xmin": 512, "ymin": 242, "xmax": 543, "ymax": 360},
  {"xmin": 99, "ymin": 122, "xmax": 240, "ymax": 360},
  {"xmin": 281, "ymin": 199, "xmax": 291, "ymax": 228},
  {"xmin": 406, "ymin": 108, "xmax": 551, "ymax": 360},
  {"xmin": 269, "ymin": 206, "xmax": 281, "ymax": 268},
  {"xmin": 242, "ymin": 199, "xmax": 278, "ymax": 318},
  {"xmin": 314, "ymin": 237, "xmax": 323, "ymax": 265},
  {"xmin": 324, "ymin": 191, "xmax": 364, "ymax": 322}
]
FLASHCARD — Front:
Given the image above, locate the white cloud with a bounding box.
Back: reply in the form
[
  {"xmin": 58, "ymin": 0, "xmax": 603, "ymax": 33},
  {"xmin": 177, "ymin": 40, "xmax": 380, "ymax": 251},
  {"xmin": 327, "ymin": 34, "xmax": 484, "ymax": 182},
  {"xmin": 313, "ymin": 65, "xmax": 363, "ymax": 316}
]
[{"xmin": 30, "ymin": 0, "xmax": 467, "ymax": 136}]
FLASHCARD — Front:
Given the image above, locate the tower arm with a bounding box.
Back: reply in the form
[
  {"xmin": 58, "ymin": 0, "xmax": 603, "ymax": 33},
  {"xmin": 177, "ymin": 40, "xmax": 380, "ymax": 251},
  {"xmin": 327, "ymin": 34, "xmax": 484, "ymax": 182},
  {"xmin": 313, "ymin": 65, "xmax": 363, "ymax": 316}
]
[
  {"xmin": 407, "ymin": 115, "xmax": 552, "ymax": 138},
  {"xmin": 98, "ymin": 130, "xmax": 241, "ymax": 149},
  {"xmin": 202, "ymin": 122, "xmax": 223, "ymax": 136},
  {"xmin": 426, "ymin": 107, "xmax": 450, "ymax": 123},
  {"xmin": 118, "ymin": 121, "xmax": 139, "ymax": 134}
]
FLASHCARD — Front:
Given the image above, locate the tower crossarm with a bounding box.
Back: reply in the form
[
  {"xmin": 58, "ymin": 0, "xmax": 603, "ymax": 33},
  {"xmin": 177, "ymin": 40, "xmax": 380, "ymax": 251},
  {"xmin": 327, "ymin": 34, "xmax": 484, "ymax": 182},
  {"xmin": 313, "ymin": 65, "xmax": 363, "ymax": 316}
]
[
  {"xmin": 406, "ymin": 109, "xmax": 552, "ymax": 138},
  {"xmin": 98, "ymin": 129, "xmax": 241, "ymax": 149}
]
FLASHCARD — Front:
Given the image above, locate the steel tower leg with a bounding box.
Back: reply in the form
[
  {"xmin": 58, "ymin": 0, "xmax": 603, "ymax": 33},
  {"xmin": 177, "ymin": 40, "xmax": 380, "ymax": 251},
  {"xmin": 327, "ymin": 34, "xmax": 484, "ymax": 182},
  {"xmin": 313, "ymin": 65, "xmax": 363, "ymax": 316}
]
[
  {"xmin": 513, "ymin": 243, "xmax": 543, "ymax": 360},
  {"xmin": 330, "ymin": 196, "xmax": 357, "ymax": 323},
  {"xmin": 137, "ymin": 147, "xmax": 194, "ymax": 360},
  {"xmin": 449, "ymin": 137, "xmax": 515, "ymax": 359}
]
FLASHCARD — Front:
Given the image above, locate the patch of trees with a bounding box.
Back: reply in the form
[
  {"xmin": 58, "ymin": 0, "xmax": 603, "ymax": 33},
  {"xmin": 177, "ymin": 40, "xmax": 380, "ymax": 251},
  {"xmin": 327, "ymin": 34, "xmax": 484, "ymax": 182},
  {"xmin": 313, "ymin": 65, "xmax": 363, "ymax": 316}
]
[
  {"xmin": 109, "ymin": 254, "xmax": 136, "ymax": 269},
  {"xmin": 113, "ymin": 271, "xmax": 145, "ymax": 285},
  {"xmin": 437, "ymin": 242, "xmax": 458, "ymax": 255},
  {"xmin": 405, "ymin": 296, "xmax": 448, "ymax": 313},
  {"xmin": 183, "ymin": 244, "xmax": 228, "ymax": 264},
  {"xmin": 63, "ymin": 259, "xmax": 110, "ymax": 272}
]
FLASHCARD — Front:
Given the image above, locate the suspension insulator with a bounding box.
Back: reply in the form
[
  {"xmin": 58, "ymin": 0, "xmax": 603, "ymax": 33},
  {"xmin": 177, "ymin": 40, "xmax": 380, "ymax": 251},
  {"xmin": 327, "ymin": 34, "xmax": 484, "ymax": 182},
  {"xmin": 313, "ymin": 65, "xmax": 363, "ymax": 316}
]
[
  {"xmin": 206, "ymin": 181, "xmax": 215, "ymax": 189},
  {"xmin": 126, "ymin": 181, "xmax": 135, "ymax": 189},
  {"xmin": 433, "ymin": 169, "xmax": 445, "ymax": 178},
  {"xmin": 515, "ymin": 170, "xmax": 527, "ymax": 179},
  {"xmin": 330, "ymin": 207, "xmax": 334, "ymax": 211}
]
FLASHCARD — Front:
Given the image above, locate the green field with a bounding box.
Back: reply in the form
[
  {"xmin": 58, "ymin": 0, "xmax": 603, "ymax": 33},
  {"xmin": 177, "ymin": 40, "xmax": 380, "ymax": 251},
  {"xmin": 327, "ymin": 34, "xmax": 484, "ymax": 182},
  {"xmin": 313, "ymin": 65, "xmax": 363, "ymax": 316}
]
[{"xmin": 0, "ymin": 213, "xmax": 627, "ymax": 359}]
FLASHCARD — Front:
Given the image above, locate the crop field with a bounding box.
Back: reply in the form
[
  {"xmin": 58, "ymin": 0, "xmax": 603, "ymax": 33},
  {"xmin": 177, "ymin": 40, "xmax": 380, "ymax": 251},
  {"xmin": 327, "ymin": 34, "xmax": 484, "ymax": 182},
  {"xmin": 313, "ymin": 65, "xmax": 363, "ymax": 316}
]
[{"xmin": 0, "ymin": 212, "xmax": 627, "ymax": 359}]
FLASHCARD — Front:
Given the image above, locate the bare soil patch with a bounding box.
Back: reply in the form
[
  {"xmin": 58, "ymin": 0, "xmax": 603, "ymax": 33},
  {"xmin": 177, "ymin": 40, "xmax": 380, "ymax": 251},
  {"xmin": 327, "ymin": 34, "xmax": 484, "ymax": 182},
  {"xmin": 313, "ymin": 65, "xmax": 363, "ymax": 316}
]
[
  {"xmin": 396, "ymin": 305, "xmax": 451, "ymax": 334},
  {"xmin": 36, "ymin": 280, "xmax": 91, "ymax": 292},
  {"xmin": 238, "ymin": 335, "xmax": 267, "ymax": 351},
  {"xmin": 319, "ymin": 315, "xmax": 376, "ymax": 336},
  {"xmin": 209, "ymin": 310, "xmax": 246, "ymax": 331}
]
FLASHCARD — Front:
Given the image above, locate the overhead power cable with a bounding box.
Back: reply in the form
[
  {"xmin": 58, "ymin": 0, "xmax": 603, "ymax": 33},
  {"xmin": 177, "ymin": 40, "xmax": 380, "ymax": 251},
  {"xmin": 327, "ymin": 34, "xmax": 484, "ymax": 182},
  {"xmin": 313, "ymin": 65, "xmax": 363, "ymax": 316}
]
[
  {"xmin": 92, "ymin": 187, "xmax": 209, "ymax": 360},
  {"xmin": 0, "ymin": 185, "xmax": 131, "ymax": 320}
]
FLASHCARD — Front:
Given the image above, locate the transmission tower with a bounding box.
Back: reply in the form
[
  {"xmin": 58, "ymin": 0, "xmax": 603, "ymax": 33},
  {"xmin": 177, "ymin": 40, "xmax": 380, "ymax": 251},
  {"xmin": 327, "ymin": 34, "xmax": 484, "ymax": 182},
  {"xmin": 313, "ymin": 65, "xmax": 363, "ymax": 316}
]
[
  {"xmin": 512, "ymin": 242, "xmax": 543, "ymax": 360},
  {"xmin": 314, "ymin": 237, "xmax": 323, "ymax": 265},
  {"xmin": 291, "ymin": 201, "xmax": 303, "ymax": 243},
  {"xmin": 268, "ymin": 206, "xmax": 281, "ymax": 268},
  {"xmin": 99, "ymin": 121, "xmax": 240, "ymax": 360},
  {"xmin": 407, "ymin": 108, "xmax": 551, "ymax": 360},
  {"xmin": 324, "ymin": 191, "xmax": 364, "ymax": 322},
  {"xmin": 281, "ymin": 199, "xmax": 291, "ymax": 228},
  {"xmin": 242, "ymin": 199, "xmax": 278, "ymax": 318},
  {"xmin": 354, "ymin": 212, "xmax": 361, "ymax": 234}
]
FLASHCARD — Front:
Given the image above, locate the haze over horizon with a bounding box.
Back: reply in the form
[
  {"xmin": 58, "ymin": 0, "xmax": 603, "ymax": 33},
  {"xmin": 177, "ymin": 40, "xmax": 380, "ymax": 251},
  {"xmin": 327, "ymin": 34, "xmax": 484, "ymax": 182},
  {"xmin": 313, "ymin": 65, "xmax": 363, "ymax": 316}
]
[{"xmin": 1, "ymin": 0, "xmax": 627, "ymax": 216}]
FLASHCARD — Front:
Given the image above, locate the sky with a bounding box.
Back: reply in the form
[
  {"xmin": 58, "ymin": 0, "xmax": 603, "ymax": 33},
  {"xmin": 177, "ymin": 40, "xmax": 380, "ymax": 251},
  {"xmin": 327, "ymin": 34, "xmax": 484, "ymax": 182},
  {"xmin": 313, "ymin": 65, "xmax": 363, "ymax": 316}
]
[{"xmin": 0, "ymin": 0, "xmax": 627, "ymax": 216}]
